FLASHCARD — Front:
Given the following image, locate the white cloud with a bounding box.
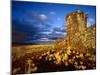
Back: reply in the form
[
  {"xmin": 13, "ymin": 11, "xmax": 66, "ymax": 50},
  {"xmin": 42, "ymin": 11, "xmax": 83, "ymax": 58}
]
[
  {"xmin": 39, "ymin": 14, "xmax": 48, "ymax": 20},
  {"xmin": 41, "ymin": 31, "xmax": 52, "ymax": 35}
]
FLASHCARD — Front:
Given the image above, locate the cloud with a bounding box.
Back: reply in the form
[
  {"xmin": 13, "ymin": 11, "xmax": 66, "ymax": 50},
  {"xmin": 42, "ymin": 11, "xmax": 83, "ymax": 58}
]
[
  {"xmin": 40, "ymin": 31, "xmax": 52, "ymax": 35},
  {"xmin": 89, "ymin": 18, "xmax": 94, "ymax": 22},
  {"xmin": 50, "ymin": 11, "xmax": 55, "ymax": 15},
  {"xmin": 39, "ymin": 14, "xmax": 48, "ymax": 21},
  {"xmin": 87, "ymin": 18, "xmax": 95, "ymax": 27},
  {"xmin": 38, "ymin": 38, "xmax": 50, "ymax": 41},
  {"xmin": 12, "ymin": 12, "xmax": 66, "ymax": 44}
]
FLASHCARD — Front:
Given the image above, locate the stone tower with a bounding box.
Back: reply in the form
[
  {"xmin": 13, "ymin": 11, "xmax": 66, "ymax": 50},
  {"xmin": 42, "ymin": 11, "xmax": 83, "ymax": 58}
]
[{"xmin": 66, "ymin": 10, "xmax": 87, "ymax": 48}]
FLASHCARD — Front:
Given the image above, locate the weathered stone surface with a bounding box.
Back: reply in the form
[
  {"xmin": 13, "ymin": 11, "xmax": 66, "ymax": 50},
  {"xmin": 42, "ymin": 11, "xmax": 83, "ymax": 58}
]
[{"xmin": 65, "ymin": 10, "xmax": 95, "ymax": 52}]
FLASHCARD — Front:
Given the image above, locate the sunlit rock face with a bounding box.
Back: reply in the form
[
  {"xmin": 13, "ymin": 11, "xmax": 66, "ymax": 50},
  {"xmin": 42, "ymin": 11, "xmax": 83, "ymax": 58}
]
[
  {"xmin": 66, "ymin": 10, "xmax": 87, "ymax": 50},
  {"xmin": 85, "ymin": 24, "xmax": 96, "ymax": 50},
  {"xmin": 66, "ymin": 10, "xmax": 87, "ymax": 34},
  {"xmin": 65, "ymin": 10, "xmax": 95, "ymax": 52}
]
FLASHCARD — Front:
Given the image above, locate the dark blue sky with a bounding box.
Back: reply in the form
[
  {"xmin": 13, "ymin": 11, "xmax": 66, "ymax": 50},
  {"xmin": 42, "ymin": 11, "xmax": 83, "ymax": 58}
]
[{"xmin": 12, "ymin": 1, "xmax": 96, "ymax": 44}]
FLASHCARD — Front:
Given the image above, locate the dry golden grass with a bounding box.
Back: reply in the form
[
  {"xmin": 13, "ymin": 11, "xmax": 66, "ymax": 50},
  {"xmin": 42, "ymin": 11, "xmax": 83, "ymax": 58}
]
[
  {"xmin": 12, "ymin": 44, "xmax": 54, "ymax": 59},
  {"xmin": 12, "ymin": 41, "xmax": 96, "ymax": 75}
]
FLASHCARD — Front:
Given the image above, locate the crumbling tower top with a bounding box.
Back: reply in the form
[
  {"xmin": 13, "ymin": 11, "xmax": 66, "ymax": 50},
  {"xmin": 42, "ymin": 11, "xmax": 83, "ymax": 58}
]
[
  {"xmin": 66, "ymin": 10, "xmax": 87, "ymax": 35},
  {"xmin": 66, "ymin": 10, "xmax": 88, "ymax": 48}
]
